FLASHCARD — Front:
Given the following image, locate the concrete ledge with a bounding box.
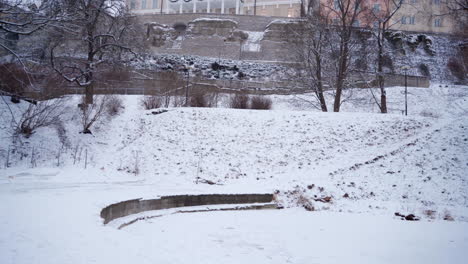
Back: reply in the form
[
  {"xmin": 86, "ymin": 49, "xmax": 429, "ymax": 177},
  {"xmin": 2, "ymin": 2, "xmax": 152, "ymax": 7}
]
[{"xmin": 100, "ymin": 193, "xmax": 275, "ymax": 224}]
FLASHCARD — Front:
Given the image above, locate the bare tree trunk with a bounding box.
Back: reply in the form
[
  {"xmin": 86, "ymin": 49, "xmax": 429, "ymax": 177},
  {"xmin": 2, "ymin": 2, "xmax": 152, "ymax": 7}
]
[
  {"xmin": 334, "ymin": 39, "xmax": 349, "ymax": 112},
  {"xmin": 85, "ymin": 83, "xmax": 94, "ymax": 104},
  {"xmin": 85, "ymin": 11, "xmax": 95, "ymax": 105},
  {"xmin": 377, "ymin": 25, "xmax": 387, "ymax": 113},
  {"xmin": 290, "ymin": 15, "xmax": 329, "ymax": 112},
  {"xmin": 316, "ymin": 56, "xmax": 328, "ymax": 112}
]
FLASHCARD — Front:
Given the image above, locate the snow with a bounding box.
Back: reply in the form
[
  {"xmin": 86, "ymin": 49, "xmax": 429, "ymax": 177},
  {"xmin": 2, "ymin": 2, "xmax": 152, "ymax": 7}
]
[
  {"xmin": 1, "ymin": 83, "xmax": 468, "ymax": 263},
  {"xmin": 2, "ymin": 201, "xmax": 467, "ymax": 264},
  {"xmin": 242, "ymin": 31, "xmax": 264, "ymax": 52},
  {"xmin": 190, "ymin": 18, "xmax": 239, "ymax": 25},
  {"xmin": 265, "ymin": 19, "xmax": 301, "ymax": 29}
]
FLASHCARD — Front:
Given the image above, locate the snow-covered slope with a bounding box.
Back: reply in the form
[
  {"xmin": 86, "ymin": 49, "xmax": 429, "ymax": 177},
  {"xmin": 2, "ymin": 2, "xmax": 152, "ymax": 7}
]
[{"xmin": 0, "ymin": 84, "xmax": 467, "ymax": 263}]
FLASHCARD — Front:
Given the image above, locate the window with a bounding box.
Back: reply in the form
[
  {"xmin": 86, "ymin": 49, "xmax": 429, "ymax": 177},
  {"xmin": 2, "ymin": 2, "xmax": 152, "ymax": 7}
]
[
  {"xmin": 409, "ymin": 16, "xmax": 415, "ymax": 24},
  {"xmin": 130, "ymin": 1, "xmax": 136, "ymax": 9},
  {"xmin": 434, "ymin": 18, "xmax": 442, "ymax": 27},
  {"xmin": 352, "ymin": 20, "xmax": 360, "ymax": 27},
  {"xmin": 141, "ymin": 0, "xmax": 147, "ymax": 9},
  {"xmin": 401, "ymin": 16, "xmax": 407, "ymax": 24},
  {"xmin": 433, "ymin": 0, "xmax": 440, "ymax": 4},
  {"xmin": 152, "ymin": 0, "xmax": 158, "ymax": 9},
  {"xmin": 373, "ymin": 4, "xmax": 380, "ymax": 12},
  {"xmin": 373, "ymin": 21, "xmax": 379, "ymax": 28},
  {"xmin": 287, "ymin": 8, "xmax": 294, "ymax": 17},
  {"xmin": 410, "ymin": 0, "xmax": 417, "ymax": 3}
]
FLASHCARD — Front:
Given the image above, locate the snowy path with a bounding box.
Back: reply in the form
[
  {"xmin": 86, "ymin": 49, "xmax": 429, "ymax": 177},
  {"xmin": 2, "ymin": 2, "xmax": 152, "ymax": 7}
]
[{"xmin": 0, "ymin": 190, "xmax": 467, "ymax": 264}]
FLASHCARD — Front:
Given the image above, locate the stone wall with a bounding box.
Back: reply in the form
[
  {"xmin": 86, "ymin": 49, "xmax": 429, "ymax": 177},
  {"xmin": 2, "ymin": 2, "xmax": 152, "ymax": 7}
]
[
  {"xmin": 135, "ymin": 13, "xmax": 292, "ymax": 31},
  {"xmin": 100, "ymin": 193, "xmax": 275, "ymax": 224},
  {"xmin": 134, "ymin": 13, "xmax": 464, "ymax": 84},
  {"xmin": 137, "ymin": 13, "xmax": 298, "ymax": 61}
]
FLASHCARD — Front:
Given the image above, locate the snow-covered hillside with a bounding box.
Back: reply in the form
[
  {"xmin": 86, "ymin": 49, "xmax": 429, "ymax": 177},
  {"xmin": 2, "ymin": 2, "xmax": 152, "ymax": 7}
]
[{"xmin": 1, "ymin": 84, "xmax": 467, "ymax": 263}]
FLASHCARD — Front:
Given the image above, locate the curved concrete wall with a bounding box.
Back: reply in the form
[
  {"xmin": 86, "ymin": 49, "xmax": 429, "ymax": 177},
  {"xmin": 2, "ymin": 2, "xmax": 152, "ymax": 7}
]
[{"xmin": 100, "ymin": 193, "xmax": 274, "ymax": 224}]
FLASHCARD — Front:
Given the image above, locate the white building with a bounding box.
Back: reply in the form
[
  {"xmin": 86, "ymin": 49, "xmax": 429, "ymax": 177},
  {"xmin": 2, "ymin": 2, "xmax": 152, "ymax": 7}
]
[{"xmin": 126, "ymin": 0, "xmax": 302, "ymax": 17}]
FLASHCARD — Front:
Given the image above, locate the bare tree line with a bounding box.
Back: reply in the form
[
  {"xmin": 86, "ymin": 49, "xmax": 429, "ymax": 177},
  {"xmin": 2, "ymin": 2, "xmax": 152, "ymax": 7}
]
[
  {"xmin": 291, "ymin": 0, "xmax": 413, "ymax": 113},
  {"xmin": 1, "ymin": 0, "xmax": 145, "ymax": 135}
]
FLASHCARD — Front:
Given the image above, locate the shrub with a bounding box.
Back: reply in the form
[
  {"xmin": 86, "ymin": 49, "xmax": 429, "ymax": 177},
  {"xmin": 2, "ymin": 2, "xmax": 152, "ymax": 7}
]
[
  {"xmin": 172, "ymin": 96, "xmax": 185, "ymax": 107},
  {"xmin": 189, "ymin": 88, "xmax": 219, "ymax": 108},
  {"xmin": 15, "ymin": 98, "xmax": 65, "ymax": 138},
  {"xmin": 141, "ymin": 95, "xmax": 163, "ymax": 110},
  {"xmin": 190, "ymin": 92, "xmax": 208, "ymax": 107},
  {"xmin": 229, "ymin": 93, "xmax": 249, "ymax": 109},
  {"xmin": 250, "ymin": 96, "xmax": 272, "ymax": 110},
  {"xmin": 106, "ymin": 95, "xmax": 124, "ymax": 116},
  {"xmin": 447, "ymin": 57, "xmax": 466, "ymax": 80},
  {"xmin": 81, "ymin": 95, "xmax": 108, "ymax": 134}
]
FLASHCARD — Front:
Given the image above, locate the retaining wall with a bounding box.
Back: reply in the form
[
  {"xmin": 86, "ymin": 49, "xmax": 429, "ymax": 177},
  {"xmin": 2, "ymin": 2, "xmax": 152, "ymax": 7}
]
[
  {"xmin": 53, "ymin": 73, "xmax": 429, "ymax": 98},
  {"xmin": 100, "ymin": 193, "xmax": 274, "ymax": 224}
]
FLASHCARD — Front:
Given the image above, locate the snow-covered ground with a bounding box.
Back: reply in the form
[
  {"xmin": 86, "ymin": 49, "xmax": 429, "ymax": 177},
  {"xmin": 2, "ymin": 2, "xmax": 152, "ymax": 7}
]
[{"xmin": 1, "ymin": 84, "xmax": 467, "ymax": 263}]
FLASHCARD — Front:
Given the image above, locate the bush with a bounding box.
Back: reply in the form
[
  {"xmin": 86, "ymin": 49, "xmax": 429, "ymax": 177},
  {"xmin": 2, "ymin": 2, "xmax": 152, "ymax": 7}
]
[
  {"xmin": 250, "ymin": 96, "xmax": 272, "ymax": 110},
  {"xmin": 190, "ymin": 92, "xmax": 208, "ymax": 107},
  {"xmin": 447, "ymin": 57, "xmax": 466, "ymax": 80},
  {"xmin": 15, "ymin": 98, "xmax": 65, "ymax": 138},
  {"xmin": 106, "ymin": 95, "xmax": 124, "ymax": 116},
  {"xmin": 141, "ymin": 95, "xmax": 163, "ymax": 110},
  {"xmin": 229, "ymin": 93, "xmax": 249, "ymax": 109},
  {"xmin": 189, "ymin": 88, "xmax": 219, "ymax": 108},
  {"xmin": 80, "ymin": 95, "xmax": 108, "ymax": 134}
]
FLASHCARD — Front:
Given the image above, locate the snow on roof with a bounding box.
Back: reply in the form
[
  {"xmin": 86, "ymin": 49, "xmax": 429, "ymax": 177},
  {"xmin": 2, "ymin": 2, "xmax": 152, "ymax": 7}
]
[
  {"xmin": 190, "ymin": 18, "xmax": 239, "ymax": 25},
  {"xmin": 266, "ymin": 19, "xmax": 301, "ymax": 29}
]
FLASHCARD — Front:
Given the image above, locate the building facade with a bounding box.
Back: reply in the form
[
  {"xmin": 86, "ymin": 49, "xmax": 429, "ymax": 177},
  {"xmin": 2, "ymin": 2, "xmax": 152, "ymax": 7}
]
[
  {"xmin": 390, "ymin": 0, "xmax": 456, "ymax": 34},
  {"xmin": 317, "ymin": 0, "xmax": 457, "ymax": 34},
  {"xmin": 126, "ymin": 0, "xmax": 302, "ymax": 17},
  {"xmin": 127, "ymin": 0, "xmax": 458, "ymax": 34}
]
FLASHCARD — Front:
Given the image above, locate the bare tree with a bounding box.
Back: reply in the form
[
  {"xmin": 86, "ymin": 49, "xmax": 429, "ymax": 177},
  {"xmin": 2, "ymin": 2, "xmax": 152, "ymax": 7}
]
[
  {"xmin": 0, "ymin": 0, "xmax": 67, "ymax": 100},
  {"xmin": 445, "ymin": 0, "xmax": 468, "ymax": 36},
  {"xmin": 0, "ymin": 0, "xmax": 58, "ymax": 59},
  {"xmin": 291, "ymin": 14, "xmax": 331, "ymax": 112},
  {"xmin": 49, "ymin": 0, "xmax": 137, "ymax": 105},
  {"xmin": 322, "ymin": 0, "xmax": 367, "ymax": 112},
  {"xmin": 1, "ymin": 94, "xmax": 65, "ymax": 139},
  {"xmin": 366, "ymin": 0, "xmax": 403, "ymax": 113}
]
